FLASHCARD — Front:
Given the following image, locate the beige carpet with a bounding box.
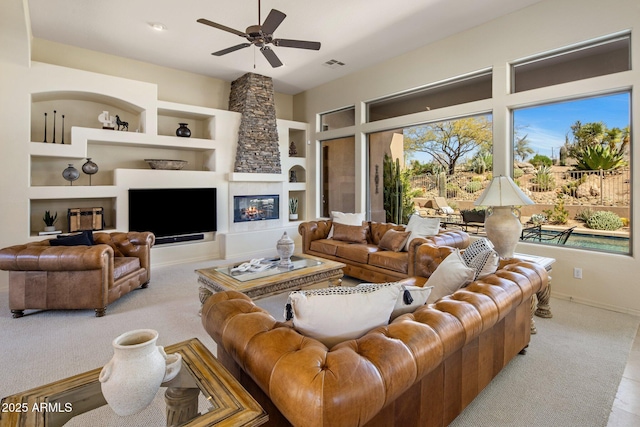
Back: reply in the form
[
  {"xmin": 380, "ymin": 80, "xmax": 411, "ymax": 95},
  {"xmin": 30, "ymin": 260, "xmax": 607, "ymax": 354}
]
[{"xmin": 0, "ymin": 260, "xmax": 638, "ymax": 426}]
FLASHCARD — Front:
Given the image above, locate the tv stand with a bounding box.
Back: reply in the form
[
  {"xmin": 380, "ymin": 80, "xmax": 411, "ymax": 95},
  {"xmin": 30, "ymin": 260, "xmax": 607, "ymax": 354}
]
[{"xmin": 155, "ymin": 234, "xmax": 205, "ymax": 245}]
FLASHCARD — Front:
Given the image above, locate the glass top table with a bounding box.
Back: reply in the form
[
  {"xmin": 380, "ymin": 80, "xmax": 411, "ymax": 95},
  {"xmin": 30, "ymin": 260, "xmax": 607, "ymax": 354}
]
[
  {"xmin": 0, "ymin": 338, "xmax": 267, "ymax": 427},
  {"xmin": 196, "ymin": 254, "xmax": 346, "ymax": 302}
]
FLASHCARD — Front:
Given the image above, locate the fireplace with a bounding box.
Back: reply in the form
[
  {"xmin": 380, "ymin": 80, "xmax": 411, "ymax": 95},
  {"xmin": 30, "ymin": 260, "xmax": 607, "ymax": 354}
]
[{"xmin": 234, "ymin": 195, "xmax": 279, "ymax": 223}]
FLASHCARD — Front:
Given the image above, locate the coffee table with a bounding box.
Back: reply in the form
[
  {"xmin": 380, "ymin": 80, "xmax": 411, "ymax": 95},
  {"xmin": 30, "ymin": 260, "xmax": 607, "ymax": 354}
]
[
  {"xmin": 196, "ymin": 254, "xmax": 345, "ymax": 305},
  {"xmin": 0, "ymin": 338, "xmax": 267, "ymax": 427}
]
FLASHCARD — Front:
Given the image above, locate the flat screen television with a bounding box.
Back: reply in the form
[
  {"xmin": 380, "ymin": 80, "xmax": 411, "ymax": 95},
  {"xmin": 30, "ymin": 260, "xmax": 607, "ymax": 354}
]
[{"xmin": 128, "ymin": 188, "xmax": 217, "ymax": 239}]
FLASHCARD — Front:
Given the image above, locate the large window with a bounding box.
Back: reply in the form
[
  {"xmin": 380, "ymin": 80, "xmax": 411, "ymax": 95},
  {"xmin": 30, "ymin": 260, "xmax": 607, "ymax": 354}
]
[
  {"xmin": 512, "ymin": 93, "xmax": 631, "ymax": 254},
  {"xmin": 368, "ymin": 114, "xmax": 493, "ymax": 223}
]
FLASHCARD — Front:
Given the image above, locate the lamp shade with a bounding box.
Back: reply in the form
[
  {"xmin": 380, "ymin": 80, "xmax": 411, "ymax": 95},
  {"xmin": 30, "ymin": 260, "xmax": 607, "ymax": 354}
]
[{"xmin": 474, "ymin": 175, "xmax": 534, "ymax": 207}]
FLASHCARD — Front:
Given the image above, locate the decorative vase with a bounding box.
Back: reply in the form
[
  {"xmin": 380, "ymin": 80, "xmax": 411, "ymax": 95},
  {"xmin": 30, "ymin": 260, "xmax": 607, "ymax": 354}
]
[
  {"xmin": 276, "ymin": 232, "xmax": 295, "ymax": 268},
  {"xmin": 289, "ymin": 213, "xmax": 298, "ymax": 221},
  {"xmin": 44, "ymin": 226, "xmax": 56, "ymax": 232},
  {"xmin": 62, "ymin": 164, "xmax": 79, "ymax": 185},
  {"xmin": 176, "ymin": 123, "xmax": 191, "ymax": 138},
  {"xmin": 82, "ymin": 158, "xmax": 99, "ymax": 185},
  {"xmin": 99, "ymin": 329, "xmax": 182, "ymax": 417},
  {"xmin": 484, "ymin": 206, "xmax": 523, "ymax": 259}
]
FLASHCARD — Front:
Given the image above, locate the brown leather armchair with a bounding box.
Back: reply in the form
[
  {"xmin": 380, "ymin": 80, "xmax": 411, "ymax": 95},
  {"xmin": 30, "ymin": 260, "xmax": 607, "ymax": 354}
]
[{"xmin": 0, "ymin": 232, "xmax": 154, "ymax": 318}]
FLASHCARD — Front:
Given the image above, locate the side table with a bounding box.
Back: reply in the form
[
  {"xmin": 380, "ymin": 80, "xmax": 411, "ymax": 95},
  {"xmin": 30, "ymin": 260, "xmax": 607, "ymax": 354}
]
[{"xmin": 513, "ymin": 253, "xmax": 556, "ymax": 334}]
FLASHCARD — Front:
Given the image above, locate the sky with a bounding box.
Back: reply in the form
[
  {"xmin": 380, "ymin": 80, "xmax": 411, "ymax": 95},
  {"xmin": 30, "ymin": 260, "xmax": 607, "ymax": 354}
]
[
  {"xmin": 406, "ymin": 92, "xmax": 630, "ymax": 164},
  {"xmin": 513, "ymin": 92, "xmax": 630, "ymax": 160}
]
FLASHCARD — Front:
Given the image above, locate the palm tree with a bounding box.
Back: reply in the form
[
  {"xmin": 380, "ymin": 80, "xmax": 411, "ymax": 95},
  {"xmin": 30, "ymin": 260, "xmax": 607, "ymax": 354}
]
[{"xmin": 514, "ymin": 134, "xmax": 534, "ymax": 162}]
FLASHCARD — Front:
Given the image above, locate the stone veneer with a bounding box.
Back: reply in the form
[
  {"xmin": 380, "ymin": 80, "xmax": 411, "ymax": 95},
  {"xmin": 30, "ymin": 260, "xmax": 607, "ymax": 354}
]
[{"xmin": 229, "ymin": 73, "xmax": 281, "ymax": 174}]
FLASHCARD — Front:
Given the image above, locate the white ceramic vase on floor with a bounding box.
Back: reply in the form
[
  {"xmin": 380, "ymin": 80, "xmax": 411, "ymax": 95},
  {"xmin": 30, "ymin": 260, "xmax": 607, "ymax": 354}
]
[{"xmin": 99, "ymin": 329, "xmax": 182, "ymax": 416}]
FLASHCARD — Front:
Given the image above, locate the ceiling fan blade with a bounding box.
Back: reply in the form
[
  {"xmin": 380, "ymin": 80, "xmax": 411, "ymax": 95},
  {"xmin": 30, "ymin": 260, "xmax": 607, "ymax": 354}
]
[
  {"xmin": 212, "ymin": 43, "xmax": 251, "ymax": 56},
  {"xmin": 197, "ymin": 18, "xmax": 247, "ymax": 37},
  {"xmin": 261, "ymin": 9, "xmax": 286, "ymax": 35},
  {"xmin": 274, "ymin": 39, "xmax": 321, "ymax": 50},
  {"xmin": 260, "ymin": 46, "xmax": 283, "ymax": 68}
]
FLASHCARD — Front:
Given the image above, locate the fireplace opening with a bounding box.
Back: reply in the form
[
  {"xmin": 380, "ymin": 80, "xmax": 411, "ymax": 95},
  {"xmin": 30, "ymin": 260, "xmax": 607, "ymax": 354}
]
[{"xmin": 234, "ymin": 195, "xmax": 280, "ymax": 223}]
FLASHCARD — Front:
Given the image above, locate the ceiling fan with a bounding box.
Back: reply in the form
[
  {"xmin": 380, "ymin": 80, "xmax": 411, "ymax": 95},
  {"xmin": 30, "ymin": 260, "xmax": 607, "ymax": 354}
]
[{"xmin": 197, "ymin": 0, "xmax": 321, "ymax": 68}]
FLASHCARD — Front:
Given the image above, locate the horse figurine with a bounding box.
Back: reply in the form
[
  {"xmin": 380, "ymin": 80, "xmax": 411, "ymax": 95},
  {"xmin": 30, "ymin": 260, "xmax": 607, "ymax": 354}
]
[{"xmin": 115, "ymin": 115, "xmax": 129, "ymax": 131}]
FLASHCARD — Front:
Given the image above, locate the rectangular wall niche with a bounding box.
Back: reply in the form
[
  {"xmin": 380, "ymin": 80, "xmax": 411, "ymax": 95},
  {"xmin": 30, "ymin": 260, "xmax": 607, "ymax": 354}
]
[{"xmin": 233, "ymin": 195, "xmax": 280, "ymax": 223}]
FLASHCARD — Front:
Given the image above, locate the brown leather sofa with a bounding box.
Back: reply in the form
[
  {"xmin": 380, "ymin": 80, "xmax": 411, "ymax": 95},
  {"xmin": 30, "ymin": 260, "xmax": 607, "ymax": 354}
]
[
  {"xmin": 0, "ymin": 231, "xmax": 154, "ymax": 317},
  {"xmin": 202, "ymin": 244, "xmax": 548, "ymax": 427},
  {"xmin": 298, "ymin": 219, "xmax": 470, "ymax": 283}
]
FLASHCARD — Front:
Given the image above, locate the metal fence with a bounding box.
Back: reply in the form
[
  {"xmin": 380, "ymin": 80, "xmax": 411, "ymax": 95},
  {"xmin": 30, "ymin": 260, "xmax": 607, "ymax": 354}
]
[{"xmin": 410, "ymin": 168, "xmax": 630, "ymax": 206}]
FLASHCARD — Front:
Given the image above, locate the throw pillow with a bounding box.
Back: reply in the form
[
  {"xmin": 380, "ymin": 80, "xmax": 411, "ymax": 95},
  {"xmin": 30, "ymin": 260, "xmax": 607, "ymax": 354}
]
[
  {"xmin": 357, "ymin": 282, "xmax": 433, "ymax": 320},
  {"xmin": 331, "ymin": 222, "xmax": 368, "ymax": 244},
  {"xmin": 461, "ymin": 238, "xmax": 494, "ymax": 264},
  {"xmin": 328, "ymin": 211, "xmax": 366, "ymax": 238},
  {"xmin": 50, "ymin": 232, "xmax": 93, "ymax": 246},
  {"xmin": 426, "ymin": 249, "xmax": 475, "ymax": 304},
  {"xmin": 466, "ymin": 249, "xmax": 500, "ymax": 280},
  {"xmin": 461, "ymin": 238, "xmax": 500, "ymax": 279},
  {"xmin": 378, "ymin": 229, "xmax": 411, "ymax": 252},
  {"xmin": 404, "ymin": 215, "xmax": 440, "ymax": 251},
  {"xmin": 285, "ymin": 284, "xmax": 401, "ymax": 348}
]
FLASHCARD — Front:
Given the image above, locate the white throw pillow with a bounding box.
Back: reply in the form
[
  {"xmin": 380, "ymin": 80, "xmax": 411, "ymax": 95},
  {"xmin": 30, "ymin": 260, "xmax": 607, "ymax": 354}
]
[
  {"xmin": 426, "ymin": 249, "xmax": 476, "ymax": 304},
  {"xmin": 285, "ymin": 284, "xmax": 401, "ymax": 347},
  {"xmin": 404, "ymin": 215, "xmax": 440, "ymax": 251},
  {"xmin": 462, "ymin": 238, "xmax": 500, "ymax": 279},
  {"xmin": 357, "ymin": 282, "xmax": 433, "ymax": 320},
  {"xmin": 328, "ymin": 211, "xmax": 366, "ymax": 238}
]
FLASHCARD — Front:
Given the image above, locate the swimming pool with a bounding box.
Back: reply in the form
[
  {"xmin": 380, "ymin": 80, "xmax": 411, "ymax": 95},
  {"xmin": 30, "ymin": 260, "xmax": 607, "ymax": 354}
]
[
  {"xmin": 564, "ymin": 232, "xmax": 630, "ymax": 253},
  {"xmin": 534, "ymin": 231, "xmax": 631, "ymax": 253}
]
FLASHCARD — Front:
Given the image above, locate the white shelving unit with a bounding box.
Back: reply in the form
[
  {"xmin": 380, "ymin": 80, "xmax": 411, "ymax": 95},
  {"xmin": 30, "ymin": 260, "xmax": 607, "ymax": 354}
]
[{"xmin": 25, "ymin": 63, "xmax": 309, "ymax": 264}]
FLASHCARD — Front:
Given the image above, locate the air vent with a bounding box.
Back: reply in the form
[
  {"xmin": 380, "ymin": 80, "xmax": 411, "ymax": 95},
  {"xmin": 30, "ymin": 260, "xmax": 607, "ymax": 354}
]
[{"xmin": 323, "ymin": 59, "xmax": 346, "ymax": 69}]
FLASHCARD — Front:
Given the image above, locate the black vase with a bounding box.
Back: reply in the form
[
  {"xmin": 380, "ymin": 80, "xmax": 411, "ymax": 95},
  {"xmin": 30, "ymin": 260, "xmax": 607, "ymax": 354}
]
[{"xmin": 176, "ymin": 123, "xmax": 191, "ymax": 138}]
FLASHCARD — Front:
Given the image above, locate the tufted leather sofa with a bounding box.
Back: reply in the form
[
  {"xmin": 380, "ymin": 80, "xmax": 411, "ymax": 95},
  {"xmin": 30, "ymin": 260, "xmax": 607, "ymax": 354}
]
[
  {"xmin": 298, "ymin": 220, "xmax": 470, "ymax": 283},
  {"xmin": 0, "ymin": 231, "xmax": 154, "ymax": 318},
  {"xmin": 202, "ymin": 244, "xmax": 548, "ymax": 427}
]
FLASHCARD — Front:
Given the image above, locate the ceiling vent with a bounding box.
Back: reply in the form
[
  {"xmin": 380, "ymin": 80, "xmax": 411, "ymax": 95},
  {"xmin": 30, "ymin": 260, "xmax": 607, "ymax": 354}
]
[{"xmin": 322, "ymin": 59, "xmax": 346, "ymax": 69}]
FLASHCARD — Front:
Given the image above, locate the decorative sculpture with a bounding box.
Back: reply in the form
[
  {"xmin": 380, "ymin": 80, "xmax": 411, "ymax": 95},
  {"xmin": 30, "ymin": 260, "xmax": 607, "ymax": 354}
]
[
  {"xmin": 98, "ymin": 111, "xmax": 115, "ymax": 129},
  {"xmin": 115, "ymin": 115, "xmax": 129, "ymax": 131}
]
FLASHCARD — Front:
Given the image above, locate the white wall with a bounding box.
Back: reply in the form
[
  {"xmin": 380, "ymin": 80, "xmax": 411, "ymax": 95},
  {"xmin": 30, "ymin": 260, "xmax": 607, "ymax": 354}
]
[
  {"xmin": 293, "ymin": 0, "xmax": 640, "ymax": 315},
  {"xmin": 0, "ymin": 0, "xmax": 304, "ymax": 291}
]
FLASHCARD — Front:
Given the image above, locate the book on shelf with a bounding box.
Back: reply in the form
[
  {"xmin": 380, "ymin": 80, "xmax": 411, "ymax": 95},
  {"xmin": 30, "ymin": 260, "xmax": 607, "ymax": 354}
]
[{"xmin": 38, "ymin": 230, "xmax": 62, "ymax": 236}]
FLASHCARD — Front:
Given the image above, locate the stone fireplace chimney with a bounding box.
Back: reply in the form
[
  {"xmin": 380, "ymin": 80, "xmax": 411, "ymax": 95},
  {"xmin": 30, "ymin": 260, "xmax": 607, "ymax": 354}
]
[{"xmin": 229, "ymin": 73, "xmax": 281, "ymax": 174}]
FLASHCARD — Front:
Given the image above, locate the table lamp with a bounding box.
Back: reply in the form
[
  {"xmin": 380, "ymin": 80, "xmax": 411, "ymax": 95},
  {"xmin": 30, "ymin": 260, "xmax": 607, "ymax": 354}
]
[{"xmin": 474, "ymin": 175, "xmax": 534, "ymax": 259}]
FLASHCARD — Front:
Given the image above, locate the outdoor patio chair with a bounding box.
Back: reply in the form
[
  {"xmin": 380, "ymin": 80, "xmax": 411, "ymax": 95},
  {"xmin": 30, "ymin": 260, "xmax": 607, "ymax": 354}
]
[
  {"xmin": 432, "ymin": 197, "xmax": 456, "ymax": 216},
  {"xmin": 520, "ymin": 225, "xmax": 576, "ymax": 245}
]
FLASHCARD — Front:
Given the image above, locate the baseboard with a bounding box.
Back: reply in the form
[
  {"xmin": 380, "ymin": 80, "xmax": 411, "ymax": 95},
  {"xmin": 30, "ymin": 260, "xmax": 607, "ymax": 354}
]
[{"xmin": 552, "ymin": 291, "xmax": 640, "ymax": 317}]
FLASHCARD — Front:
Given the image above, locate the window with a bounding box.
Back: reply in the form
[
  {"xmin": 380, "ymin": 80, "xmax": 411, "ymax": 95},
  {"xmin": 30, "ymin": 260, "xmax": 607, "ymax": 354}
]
[
  {"xmin": 320, "ymin": 107, "xmax": 355, "ymax": 131},
  {"xmin": 366, "ymin": 71, "xmax": 491, "ymax": 122},
  {"xmin": 368, "ymin": 114, "xmax": 493, "ymax": 223},
  {"xmin": 511, "ymin": 34, "xmax": 631, "ymax": 93},
  {"xmin": 512, "ymin": 93, "xmax": 631, "ymax": 254}
]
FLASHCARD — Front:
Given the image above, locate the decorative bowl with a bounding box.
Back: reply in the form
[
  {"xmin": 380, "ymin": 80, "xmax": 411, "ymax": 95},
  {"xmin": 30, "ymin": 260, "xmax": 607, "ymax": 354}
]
[{"xmin": 145, "ymin": 159, "xmax": 188, "ymax": 170}]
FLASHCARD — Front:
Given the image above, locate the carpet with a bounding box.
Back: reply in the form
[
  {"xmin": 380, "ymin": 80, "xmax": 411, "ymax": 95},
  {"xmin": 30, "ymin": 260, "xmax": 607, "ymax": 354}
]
[{"xmin": 0, "ymin": 260, "xmax": 637, "ymax": 426}]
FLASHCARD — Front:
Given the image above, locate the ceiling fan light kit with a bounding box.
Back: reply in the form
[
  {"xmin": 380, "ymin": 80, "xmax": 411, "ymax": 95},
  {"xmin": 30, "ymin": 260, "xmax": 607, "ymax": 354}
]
[{"xmin": 197, "ymin": 1, "xmax": 320, "ymax": 68}]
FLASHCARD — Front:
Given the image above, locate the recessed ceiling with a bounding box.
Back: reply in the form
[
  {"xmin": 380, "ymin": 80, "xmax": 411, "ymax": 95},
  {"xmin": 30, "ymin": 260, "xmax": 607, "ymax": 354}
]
[{"xmin": 26, "ymin": 0, "xmax": 544, "ymax": 95}]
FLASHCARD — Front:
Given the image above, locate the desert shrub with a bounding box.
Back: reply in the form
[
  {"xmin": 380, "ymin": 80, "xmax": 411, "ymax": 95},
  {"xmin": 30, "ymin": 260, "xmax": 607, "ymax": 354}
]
[
  {"xmin": 446, "ymin": 183, "xmax": 461, "ymax": 198},
  {"xmin": 531, "ymin": 166, "xmax": 555, "ymax": 191},
  {"xmin": 542, "ymin": 193, "xmax": 569, "ymax": 224},
  {"xmin": 530, "ymin": 154, "xmax": 553, "ymax": 167},
  {"xmin": 471, "ymin": 175, "xmax": 484, "ymax": 182},
  {"xmin": 585, "ymin": 211, "xmax": 623, "ymax": 231},
  {"xmin": 575, "ymin": 207, "xmax": 596, "ymax": 222},
  {"xmin": 530, "ymin": 213, "xmax": 547, "ymax": 225},
  {"xmin": 465, "ymin": 181, "xmax": 483, "ymax": 193},
  {"xmin": 513, "ymin": 168, "xmax": 524, "ymax": 179}
]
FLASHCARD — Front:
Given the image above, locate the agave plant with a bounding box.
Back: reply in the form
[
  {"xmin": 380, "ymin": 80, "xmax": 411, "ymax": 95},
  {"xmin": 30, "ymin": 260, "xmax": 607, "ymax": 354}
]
[
  {"xmin": 43, "ymin": 210, "xmax": 58, "ymax": 226},
  {"xmin": 574, "ymin": 144, "xmax": 627, "ymax": 171}
]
